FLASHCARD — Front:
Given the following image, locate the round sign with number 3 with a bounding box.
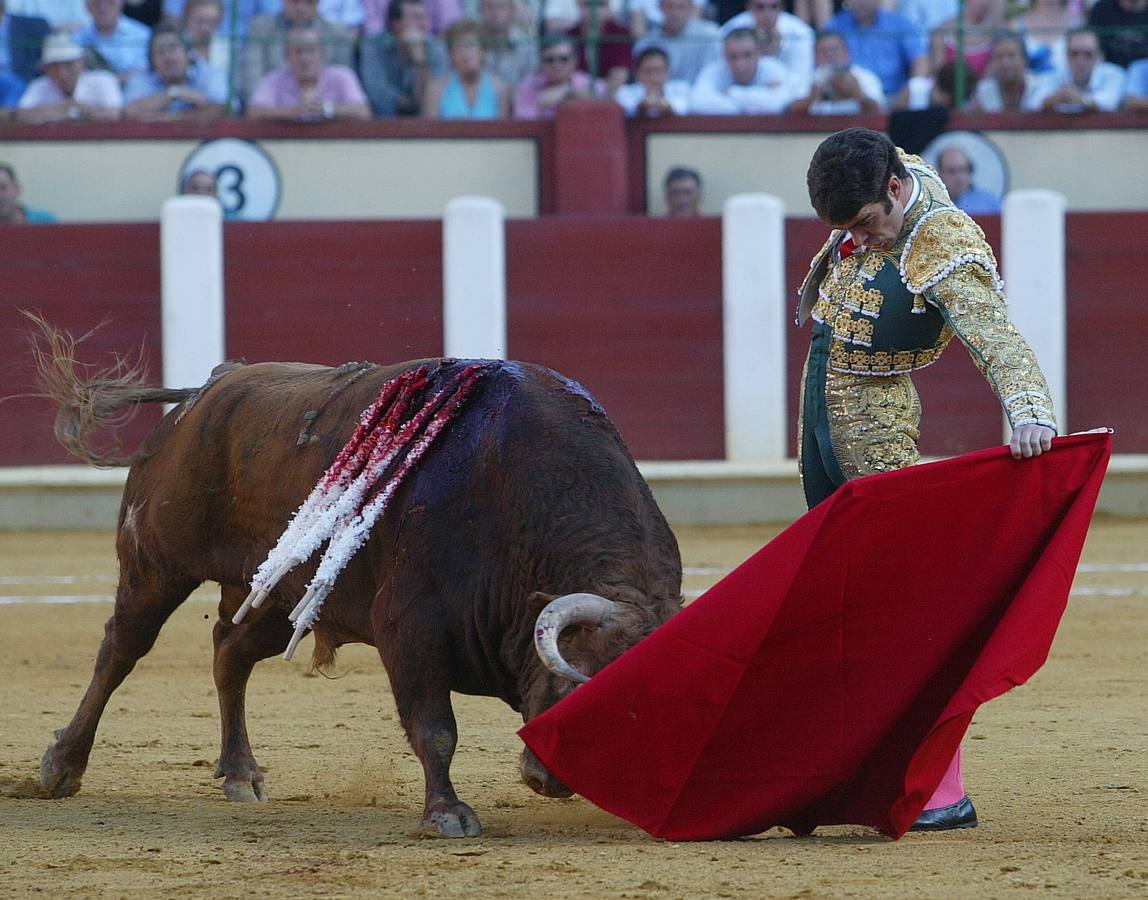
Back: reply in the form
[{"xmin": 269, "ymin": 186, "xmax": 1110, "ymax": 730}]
[{"xmin": 178, "ymin": 138, "xmax": 282, "ymax": 221}]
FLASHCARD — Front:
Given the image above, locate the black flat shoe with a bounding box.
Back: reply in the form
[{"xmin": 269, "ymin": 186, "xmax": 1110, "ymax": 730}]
[{"xmin": 909, "ymin": 794, "xmax": 978, "ymax": 832}]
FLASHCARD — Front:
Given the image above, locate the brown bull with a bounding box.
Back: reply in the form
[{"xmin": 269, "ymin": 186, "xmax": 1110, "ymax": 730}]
[{"xmin": 24, "ymin": 319, "xmax": 682, "ymax": 836}]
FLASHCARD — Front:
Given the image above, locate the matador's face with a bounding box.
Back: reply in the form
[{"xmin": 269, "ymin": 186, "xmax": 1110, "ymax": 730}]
[{"xmin": 834, "ymin": 174, "xmax": 909, "ymax": 252}]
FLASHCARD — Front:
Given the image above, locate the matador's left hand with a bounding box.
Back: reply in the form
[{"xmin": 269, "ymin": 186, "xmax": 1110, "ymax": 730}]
[{"xmin": 1010, "ymin": 424, "xmax": 1056, "ymax": 459}]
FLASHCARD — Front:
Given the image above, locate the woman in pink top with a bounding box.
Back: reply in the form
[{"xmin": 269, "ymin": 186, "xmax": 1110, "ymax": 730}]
[{"xmin": 930, "ymin": 0, "xmax": 1008, "ymax": 78}]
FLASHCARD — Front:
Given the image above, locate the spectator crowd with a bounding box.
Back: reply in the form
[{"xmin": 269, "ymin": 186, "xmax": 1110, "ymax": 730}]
[{"xmin": 2, "ymin": 0, "xmax": 1147, "ymax": 123}]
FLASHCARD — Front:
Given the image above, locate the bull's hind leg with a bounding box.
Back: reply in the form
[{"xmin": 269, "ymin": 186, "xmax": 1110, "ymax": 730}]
[
  {"xmin": 378, "ymin": 634, "xmax": 481, "ymax": 837},
  {"xmin": 39, "ymin": 565, "xmax": 200, "ymax": 798},
  {"xmin": 212, "ymin": 587, "xmax": 294, "ymax": 802}
]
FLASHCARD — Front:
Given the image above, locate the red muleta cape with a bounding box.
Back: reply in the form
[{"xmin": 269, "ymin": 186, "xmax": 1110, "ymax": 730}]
[{"xmin": 519, "ymin": 432, "xmax": 1111, "ymax": 841}]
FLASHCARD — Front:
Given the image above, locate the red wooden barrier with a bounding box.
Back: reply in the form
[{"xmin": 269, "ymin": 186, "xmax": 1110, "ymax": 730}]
[
  {"xmin": 2, "ymin": 213, "xmax": 1145, "ymax": 467},
  {"xmin": 506, "ymin": 215, "xmax": 724, "ymax": 460},
  {"xmin": 1, "ymin": 225, "xmax": 166, "ymax": 465}
]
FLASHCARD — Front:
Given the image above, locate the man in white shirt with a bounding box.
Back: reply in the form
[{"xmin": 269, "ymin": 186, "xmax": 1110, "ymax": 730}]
[
  {"xmin": 1036, "ymin": 26, "xmax": 1125, "ymax": 113},
  {"xmin": 690, "ymin": 27, "xmax": 793, "ymax": 114},
  {"xmin": 788, "ymin": 28, "xmax": 884, "ymax": 115},
  {"xmin": 719, "ymin": 0, "xmax": 813, "ymax": 96},
  {"xmin": 614, "ymin": 44, "xmax": 689, "ymax": 116},
  {"xmin": 16, "ymin": 30, "xmax": 123, "ymax": 121}
]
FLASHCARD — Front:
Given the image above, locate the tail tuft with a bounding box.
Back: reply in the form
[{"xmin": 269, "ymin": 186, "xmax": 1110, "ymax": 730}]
[{"xmin": 22, "ymin": 311, "xmax": 196, "ymax": 467}]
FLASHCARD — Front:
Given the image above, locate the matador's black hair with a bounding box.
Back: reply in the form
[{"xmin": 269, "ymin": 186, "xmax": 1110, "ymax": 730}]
[{"xmin": 806, "ymin": 127, "xmax": 908, "ymax": 225}]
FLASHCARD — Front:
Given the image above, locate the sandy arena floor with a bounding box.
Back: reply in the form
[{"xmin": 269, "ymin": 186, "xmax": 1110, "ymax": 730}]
[{"xmin": 0, "ymin": 522, "xmax": 1145, "ymax": 899}]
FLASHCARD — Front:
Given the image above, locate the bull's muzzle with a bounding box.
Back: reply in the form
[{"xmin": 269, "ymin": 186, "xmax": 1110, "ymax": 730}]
[{"xmin": 519, "ymin": 747, "xmax": 573, "ymax": 798}]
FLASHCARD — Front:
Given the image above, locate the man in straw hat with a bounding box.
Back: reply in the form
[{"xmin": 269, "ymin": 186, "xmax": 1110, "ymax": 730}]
[{"xmin": 16, "ymin": 31, "xmax": 123, "ymax": 121}]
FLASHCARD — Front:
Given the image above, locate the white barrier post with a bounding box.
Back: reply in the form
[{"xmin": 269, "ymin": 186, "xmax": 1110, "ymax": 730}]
[
  {"xmin": 722, "ymin": 193, "xmax": 787, "ymax": 463},
  {"xmin": 160, "ymin": 196, "xmax": 224, "ymax": 389},
  {"xmin": 1002, "ymin": 189, "xmax": 1067, "ymax": 435},
  {"xmin": 443, "ymin": 196, "xmax": 506, "ymax": 359}
]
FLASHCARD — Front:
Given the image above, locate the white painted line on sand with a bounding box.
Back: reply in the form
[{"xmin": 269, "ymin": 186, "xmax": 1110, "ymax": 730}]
[
  {"xmin": 0, "ymin": 575, "xmax": 117, "ymax": 585},
  {"xmin": 0, "ymin": 594, "xmax": 116, "ymax": 605}
]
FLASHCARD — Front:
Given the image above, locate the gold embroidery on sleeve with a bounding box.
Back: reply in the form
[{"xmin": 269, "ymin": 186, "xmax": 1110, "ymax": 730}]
[{"xmin": 929, "ymin": 267, "xmax": 1057, "ymax": 429}]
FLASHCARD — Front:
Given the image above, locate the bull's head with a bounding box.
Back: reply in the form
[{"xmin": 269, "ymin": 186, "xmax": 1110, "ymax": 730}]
[{"xmin": 518, "ymin": 590, "xmax": 676, "ymax": 797}]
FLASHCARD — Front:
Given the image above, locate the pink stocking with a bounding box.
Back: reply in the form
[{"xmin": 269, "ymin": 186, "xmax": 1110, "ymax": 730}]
[{"xmin": 923, "ymin": 747, "xmax": 965, "ymax": 809}]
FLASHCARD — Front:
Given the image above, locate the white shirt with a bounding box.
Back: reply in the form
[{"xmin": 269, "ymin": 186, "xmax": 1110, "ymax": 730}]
[
  {"xmin": 689, "ymin": 55, "xmax": 793, "ymax": 115},
  {"xmin": 18, "ymin": 69, "xmax": 124, "ymax": 108},
  {"xmin": 1033, "ymin": 60, "xmax": 1127, "ymax": 113},
  {"xmin": 625, "ymin": 0, "xmax": 706, "ymax": 29},
  {"xmin": 807, "ymin": 62, "xmax": 885, "ymax": 114},
  {"xmin": 319, "ymin": 0, "xmax": 365, "ymax": 28},
  {"xmin": 614, "ymin": 79, "xmax": 690, "ymax": 116},
  {"xmin": 973, "ymin": 71, "xmax": 1049, "ymax": 113},
  {"xmin": 718, "ymin": 10, "xmax": 814, "ymax": 96},
  {"xmin": 544, "ymin": 0, "xmax": 625, "ymax": 25}
]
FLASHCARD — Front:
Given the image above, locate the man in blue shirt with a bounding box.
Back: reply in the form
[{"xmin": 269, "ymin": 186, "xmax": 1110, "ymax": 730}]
[
  {"xmin": 123, "ymin": 26, "xmax": 228, "ymax": 119},
  {"xmin": 0, "ymin": 0, "xmax": 50, "ymax": 109},
  {"xmin": 1123, "ymin": 56, "xmax": 1148, "ymax": 110},
  {"xmin": 825, "ymin": 0, "xmax": 929, "ymax": 97},
  {"xmin": 75, "ymin": 0, "xmax": 152, "ymax": 82},
  {"xmin": 937, "ymin": 145, "xmax": 1001, "ymax": 216},
  {"xmin": 0, "ymin": 0, "xmax": 49, "ymax": 80}
]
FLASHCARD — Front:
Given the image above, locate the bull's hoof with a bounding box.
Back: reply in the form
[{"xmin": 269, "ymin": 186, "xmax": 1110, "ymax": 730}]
[
  {"xmin": 38, "ymin": 742, "xmax": 83, "ymax": 799},
  {"xmin": 215, "ymin": 760, "xmax": 268, "ymax": 802},
  {"xmin": 422, "ymin": 801, "xmax": 482, "ymax": 837},
  {"xmin": 222, "ymin": 777, "xmax": 268, "ymax": 802}
]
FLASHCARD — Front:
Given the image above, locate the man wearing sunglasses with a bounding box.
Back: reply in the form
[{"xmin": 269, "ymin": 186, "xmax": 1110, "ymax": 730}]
[
  {"xmin": 513, "ymin": 34, "xmax": 600, "ymax": 118},
  {"xmin": 1036, "ymin": 26, "xmax": 1126, "ymax": 114}
]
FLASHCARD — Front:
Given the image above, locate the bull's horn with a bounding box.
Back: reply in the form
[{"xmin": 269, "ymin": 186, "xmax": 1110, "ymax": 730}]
[{"xmin": 534, "ymin": 593, "xmax": 618, "ymax": 684}]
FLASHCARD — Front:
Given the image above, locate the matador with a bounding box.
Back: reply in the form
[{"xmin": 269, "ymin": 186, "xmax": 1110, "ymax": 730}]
[{"xmin": 797, "ymin": 128, "xmax": 1058, "ymax": 831}]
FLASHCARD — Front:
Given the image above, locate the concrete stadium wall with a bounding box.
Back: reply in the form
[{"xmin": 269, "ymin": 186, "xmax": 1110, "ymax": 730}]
[
  {"xmin": 637, "ymin": 114, "xmax": 1148, "ymax": 217},
  {"xmin": 2, "ymin": 133, "xmax": 542, "ymax": 222},
  {"xmin": 3, "ymin": 111, "xmax": 1147, "ymax": 222}
]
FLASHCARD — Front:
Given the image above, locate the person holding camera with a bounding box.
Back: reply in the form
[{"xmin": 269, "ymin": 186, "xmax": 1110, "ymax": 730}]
[{"xmin": 788, "ymin": 29, "xmax": 884, "ymax": 115}]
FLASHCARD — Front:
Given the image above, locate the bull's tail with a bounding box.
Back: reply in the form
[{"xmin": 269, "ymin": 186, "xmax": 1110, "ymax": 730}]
[{"xmin": 24, "ymin": 312, "xmax": 199, "ymax": 468}]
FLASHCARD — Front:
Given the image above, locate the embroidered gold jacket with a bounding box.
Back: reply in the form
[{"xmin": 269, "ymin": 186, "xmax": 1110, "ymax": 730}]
[{"xmin": 797, "ymin": 153, "xmax": 1056, "ymax": 431}]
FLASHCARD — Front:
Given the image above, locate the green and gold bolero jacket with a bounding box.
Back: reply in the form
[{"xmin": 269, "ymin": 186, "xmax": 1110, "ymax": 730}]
[{"xmin": 797, "ymin": 153, "xmax": 1056, "ymax": 431}]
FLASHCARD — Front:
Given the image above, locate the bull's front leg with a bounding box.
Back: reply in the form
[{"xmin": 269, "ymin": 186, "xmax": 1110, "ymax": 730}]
[{"xmin": 380, "ymin": 643, "xmax": 481, "ymax": 837}]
